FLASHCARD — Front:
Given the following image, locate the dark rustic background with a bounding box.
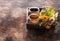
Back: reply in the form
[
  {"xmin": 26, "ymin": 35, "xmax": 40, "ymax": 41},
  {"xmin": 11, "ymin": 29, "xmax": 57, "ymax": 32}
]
[{"xmin": 0, "ymin": 0, "xmax": 60, "ymax": 41}]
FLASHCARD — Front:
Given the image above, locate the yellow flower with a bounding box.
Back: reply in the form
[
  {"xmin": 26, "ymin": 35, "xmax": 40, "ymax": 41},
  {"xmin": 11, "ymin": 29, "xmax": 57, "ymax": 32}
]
[
  {"xmin": 38, "ymin": 12, "xmax": 45, "ymax": 19},
  {"xmin": 42, "ymin": 16, "xmax": 49, "ymax": 21}
]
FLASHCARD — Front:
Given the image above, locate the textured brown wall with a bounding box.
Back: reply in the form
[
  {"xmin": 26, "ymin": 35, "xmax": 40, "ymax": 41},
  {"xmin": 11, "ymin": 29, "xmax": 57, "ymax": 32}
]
[{"xmin": 0, "ymin": 0, "xmax": 60, "ymax": 41}]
